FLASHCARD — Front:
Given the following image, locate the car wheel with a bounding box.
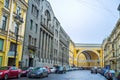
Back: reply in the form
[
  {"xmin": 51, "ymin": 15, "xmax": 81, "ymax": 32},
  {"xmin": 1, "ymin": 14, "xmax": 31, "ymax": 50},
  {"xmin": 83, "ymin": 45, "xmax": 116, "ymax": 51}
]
[
  {"xmin": 4, "ymin": 74, "xmax": 8, "ymax": 80},
  {"xmin": 46, "ymin": 73, "xmax": 48, "ymax": 77},
  {"xmin": 17, "ymin": 73, "xmax": 21, "ymax": 78}
]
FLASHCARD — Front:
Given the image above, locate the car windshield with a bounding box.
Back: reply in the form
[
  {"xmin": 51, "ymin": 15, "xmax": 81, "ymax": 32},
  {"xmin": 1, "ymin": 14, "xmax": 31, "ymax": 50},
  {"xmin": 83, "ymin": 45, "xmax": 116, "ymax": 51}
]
[
  {"xmin": 0, "ymin": 67, "xmax": 9, "ymax": 70},
  {"xmin": 21, "ymin": 67, "xmax": 28, "ymax": 70},
  {"xmin": 33, "ymin": 67, "xmax": 42, "ymax": 71}
]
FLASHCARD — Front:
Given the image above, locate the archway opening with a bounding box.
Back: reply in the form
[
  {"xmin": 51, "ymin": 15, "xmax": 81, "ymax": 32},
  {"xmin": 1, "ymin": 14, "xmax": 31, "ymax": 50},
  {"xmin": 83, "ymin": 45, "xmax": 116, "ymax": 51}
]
[{"xmin": 77, "ymin": 50, "xmax": 100, "ymax": 68}]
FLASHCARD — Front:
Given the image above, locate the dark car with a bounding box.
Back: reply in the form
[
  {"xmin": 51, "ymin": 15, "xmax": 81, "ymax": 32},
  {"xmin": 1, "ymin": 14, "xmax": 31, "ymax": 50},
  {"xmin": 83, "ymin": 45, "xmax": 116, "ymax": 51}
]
[
  {"xmin": 27, "ymin": 67, "xmax": 48, "ymax": 78},
  {"xmin": 91, "ymin": 67, "xmax": 97, "ymax": 74},
  {"xmin": 21, "ymin": 67, "xmax": 34, "ymax": 77},
  {"xmin": 104, "ymin": 70, "xmax": 115, "ymax": 80},
  {"xmin": 0, "ymin": 66, "xmax": 22, "ymax": 80},
  {"xmin": 55, "ymin": 66, "xmax": 66, "ymax": 74}
]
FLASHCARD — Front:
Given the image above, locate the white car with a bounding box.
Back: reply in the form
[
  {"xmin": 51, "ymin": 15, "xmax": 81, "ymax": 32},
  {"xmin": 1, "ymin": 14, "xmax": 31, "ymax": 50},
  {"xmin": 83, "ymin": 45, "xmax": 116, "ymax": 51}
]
[{"xmin": 50, "ymin": 67, "xmax": 56, "ymax": 73}]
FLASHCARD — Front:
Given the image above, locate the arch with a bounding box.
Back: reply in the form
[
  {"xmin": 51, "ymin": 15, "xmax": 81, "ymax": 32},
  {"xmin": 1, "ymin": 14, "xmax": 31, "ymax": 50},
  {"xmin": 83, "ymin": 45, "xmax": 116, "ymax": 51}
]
[
  {"xmin": 77, "ymin": 50, "xmax": 100, "ymax": 60},
  {"xmin": 45, "ymin": 10, "xmax": 51, "ymax": 21},
  {"xmin": 77, "ymin": 50, "xmax": 100, "ymax": 67}
]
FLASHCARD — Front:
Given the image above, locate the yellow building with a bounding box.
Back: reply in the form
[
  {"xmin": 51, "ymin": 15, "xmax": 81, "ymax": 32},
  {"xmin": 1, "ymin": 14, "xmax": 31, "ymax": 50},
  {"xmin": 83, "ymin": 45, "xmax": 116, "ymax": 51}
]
[
  {"xmin": 0, "ymin": 0, "xmax": 28, "ymax": 67},
  {"xmin": 69, "ymin": 43, "xmax": 103, "ymax": 68},
  {"xmin": 102, "ymin": 18, "xmax": 120, "ymax": 70},
  {"xmin": 69, "ymin": 40, "xmax": 75, "ymax": 67}
]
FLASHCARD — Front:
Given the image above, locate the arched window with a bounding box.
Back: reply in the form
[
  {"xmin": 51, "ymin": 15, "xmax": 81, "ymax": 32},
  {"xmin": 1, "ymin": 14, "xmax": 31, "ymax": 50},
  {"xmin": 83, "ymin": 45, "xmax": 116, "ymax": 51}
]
[{"xmin": 45, "ymin": 10, "xmax": 51, "ymax": 26}]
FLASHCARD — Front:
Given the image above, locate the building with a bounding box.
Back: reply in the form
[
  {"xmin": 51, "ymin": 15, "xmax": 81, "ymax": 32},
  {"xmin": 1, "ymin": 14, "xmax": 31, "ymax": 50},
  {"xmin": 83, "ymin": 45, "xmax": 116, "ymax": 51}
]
[
  {"xmin": 102, "ymin": 5, "xmax": 120, "ymax": 70},
  {"xmin": 102, "ymin": 18, "xmax": 120, "ymax": 70},
  {"xmin": 58, "ymin": 26, "xmax": 70, "ymax": 67},
  {"xmin": 0, "ymin": 0, "xmax": 28, "ymax": 67},
  {"xmin": 75, "ymin": 43, "xmax": 103, "ymax": 67},
  {"xmin": 22, "ymin": 0, "xmax": 70, "ymax": 67},
  {"xmin": 22, "ymin": 0, "xmax": 41, "ymax": 67},
  {"xmin": 69, "ymin": 40, "xmax": 75, "ymax": 67}
]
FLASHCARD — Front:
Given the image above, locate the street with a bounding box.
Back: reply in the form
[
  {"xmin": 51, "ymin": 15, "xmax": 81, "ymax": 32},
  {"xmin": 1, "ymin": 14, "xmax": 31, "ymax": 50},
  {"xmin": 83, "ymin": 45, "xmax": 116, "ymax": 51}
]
[{"xmin": 10, "ymin": 70, "xmax": 107, "ymax": 80}]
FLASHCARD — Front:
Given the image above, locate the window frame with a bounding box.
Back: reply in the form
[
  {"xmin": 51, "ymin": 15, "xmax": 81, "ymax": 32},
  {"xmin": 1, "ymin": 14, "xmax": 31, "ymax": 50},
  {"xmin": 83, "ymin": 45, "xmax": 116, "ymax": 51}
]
[
  {"xmin": 30, "ymin": 20, "xmax": 33, "ymax": 30},
  {"xmin": 4, "ymin": 0, "xmax": 9, "ymax": 9},
  {"xmin": 0, "ymin": 39, "xmax": 4, "ymax": 51},
  {"xmin": 1, "ymin": 15, "xmax": 7, "ymax": 30}
]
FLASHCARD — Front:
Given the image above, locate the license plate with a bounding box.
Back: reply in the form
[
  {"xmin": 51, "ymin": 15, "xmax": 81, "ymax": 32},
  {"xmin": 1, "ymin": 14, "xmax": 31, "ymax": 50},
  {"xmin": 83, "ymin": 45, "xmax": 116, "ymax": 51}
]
[{"xmin": 31, "ymin": 74, "xmax": 35, "ymax": 76}]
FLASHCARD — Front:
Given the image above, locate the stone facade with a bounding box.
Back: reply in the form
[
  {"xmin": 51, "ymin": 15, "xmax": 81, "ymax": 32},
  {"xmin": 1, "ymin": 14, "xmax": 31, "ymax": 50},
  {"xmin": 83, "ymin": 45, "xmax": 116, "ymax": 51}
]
[
  {"xmin": 0, "ymin": 0, "xmax": 28, "ymax": 67},
  {"xmin": 102, "ymin": 18, "xmax": 120, "ymax": 70},
  {"xmin": 22, "ymin": 0, "xmax": 70, "ymax": 67}
]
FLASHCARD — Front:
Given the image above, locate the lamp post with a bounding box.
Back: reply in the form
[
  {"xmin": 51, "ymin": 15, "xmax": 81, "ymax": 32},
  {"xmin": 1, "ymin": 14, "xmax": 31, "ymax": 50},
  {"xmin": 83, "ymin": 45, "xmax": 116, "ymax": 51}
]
[{"xmin": 14, "ymin": 26, "xmax": 19, "ymax": 66}]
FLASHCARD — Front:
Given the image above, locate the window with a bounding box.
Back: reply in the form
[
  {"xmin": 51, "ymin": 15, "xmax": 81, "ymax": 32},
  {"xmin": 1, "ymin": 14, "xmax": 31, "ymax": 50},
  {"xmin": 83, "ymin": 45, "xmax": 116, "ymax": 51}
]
[
  {"xmin": 14, "ymin": 23, "xmax": 19, "ymax": 34},
  {"xmin": 4, "ymin": 0, "xmax": 9, "ymax": 8},
  {"xmin": 37, "ymin": 10, "xmax": 39, "ymax": 18},
  {"xmin": 0, "ymin": 57, "xmax": 2, "ymax": 66},
  {"xmin": 1, "ymin": 15, "xmax": 7, "ymax": 30},
  {"xmin": 31, "ymin": 4, "xmax": 34, "ymax": 13},
  {"xmin": 30, "ymin": 20, "xmax": 33, "ymax": 30},
  {"xmin": 29, "ymin": 35, "xmax": 31, "ymax": 45},
  {"xmin": 10, "ymin": 42, "xmax": 16, "ymax": 51},
  {"xmin": 35, "ymin": 24, "xmax": 38, "ymax": 33},
  {"xmin": 35, "ymin": 38, "xmax": 36, "ymax": 46},
  {"xmin": 16, "ymin": 6, "xmax": 21, "ymax": 15},
  {"xmin": 0, "ymin": 39, "xmax": 4, "ymax": 51}
]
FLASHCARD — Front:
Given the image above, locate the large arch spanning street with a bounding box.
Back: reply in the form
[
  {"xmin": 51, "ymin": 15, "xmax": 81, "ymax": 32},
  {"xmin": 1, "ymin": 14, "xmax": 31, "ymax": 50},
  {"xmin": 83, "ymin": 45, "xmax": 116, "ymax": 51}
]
[{"xmin": 74, "ymin": 44, "xmax": 104, "ymax": 68}]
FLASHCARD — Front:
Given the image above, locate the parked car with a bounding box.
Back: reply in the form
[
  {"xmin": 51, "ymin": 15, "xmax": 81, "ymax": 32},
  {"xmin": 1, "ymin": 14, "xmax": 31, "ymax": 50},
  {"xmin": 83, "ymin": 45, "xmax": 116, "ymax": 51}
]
[
  {"xmin": 44, "ymin": 66, "xmax": 51, "ymax": 73},
  {"xmin": 50, "ymin": 67, "xmax": 56, "ymax": 73},
  {"xmin": 55, "ymin": 66, "xmax": 66, "ymax": 74},
  {"xmin": 105, "ymin": 70, "xmax": 115, "ymax": 80},
  {"xmin": 0, "ymin": 66, "xmax": 22, "ymax": 80},
  {"xmin": 100, "ymin": 68, "xmax": 108, "ymax": 75},
  {"xmin": 97, "ymin": 68, "xmax": 102, "ymax": 73},
  {"xmin": 116, "ymin": 71, "xmax": 120, "ymax": 80},
  {"xmin": 21, "ymin": 67, "xmax": 34, "ymax": 77},
  {"xmin": 91, "ymin": 67, "xmax": 97, "ymax": 74},
  {"xmin": 27, "ymin": 67, "xmax": 48, "ymax": 78}
]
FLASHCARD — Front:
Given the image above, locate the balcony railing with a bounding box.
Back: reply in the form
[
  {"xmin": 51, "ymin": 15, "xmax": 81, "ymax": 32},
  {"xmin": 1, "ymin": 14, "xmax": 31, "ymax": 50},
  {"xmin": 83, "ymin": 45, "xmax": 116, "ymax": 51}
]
[
  {"xmin": 28, "ymin": 44, "xmax": 36, "ymax": 51},
  {"xmin": 9, "ymin": 31, "xmax": 23, "ymax": 42},
  {"xmin": 0, "ymin": 28, "xmax": 7, "ymax": 36},
  {"xmin": 15, "ymin": 0, "xmax": 28, "ymax": 8},
  {"xmin": 40, "ymin": 20, "xmax": 54, "ymax": 34},
  {"xmin": 14, "ymin": 14, "xmax": 24, "ymax": 24}
]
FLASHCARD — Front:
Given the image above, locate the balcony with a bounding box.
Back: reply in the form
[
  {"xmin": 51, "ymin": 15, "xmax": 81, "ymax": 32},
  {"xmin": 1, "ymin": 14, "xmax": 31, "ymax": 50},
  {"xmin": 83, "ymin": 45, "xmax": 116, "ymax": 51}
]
[
  {"xmin": 28, "ymin": 44, "xmax": 36, "ymax": 51},
  {"xmin": 0, "ymin": 28, "xmax": 7, "ymax": 36},
  {"xmin": 109, "ymin": 56, "xmax": 116, "ymax": 61},
  {"xmin": 15, "ymin": 0, "xmax": 28, "ymax": 8},
  {"xmin": 14, "ymin": 14, "xmax": 24, "ymax": 24},
  {"xmin": 40, "ymin": 21, "xmax": 54, "ymax": 35},
  {"xmin": 9, "ymin": 31, "xmax": 23, "ymax": 42}
]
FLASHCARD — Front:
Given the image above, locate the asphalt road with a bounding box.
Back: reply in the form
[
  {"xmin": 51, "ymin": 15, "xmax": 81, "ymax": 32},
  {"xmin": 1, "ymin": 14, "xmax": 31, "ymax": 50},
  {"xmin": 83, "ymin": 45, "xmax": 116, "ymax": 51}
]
[{"xmin": 10, "ymin": 70, "xmax": 107, "ymax": 80}]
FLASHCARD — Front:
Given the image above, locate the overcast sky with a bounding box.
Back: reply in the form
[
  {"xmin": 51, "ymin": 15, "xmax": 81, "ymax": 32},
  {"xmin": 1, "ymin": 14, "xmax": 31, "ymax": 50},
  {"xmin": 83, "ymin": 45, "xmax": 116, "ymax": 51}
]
[{"xmin": 47, "ymin": 0, "xmax": 120, "ymax": 44}]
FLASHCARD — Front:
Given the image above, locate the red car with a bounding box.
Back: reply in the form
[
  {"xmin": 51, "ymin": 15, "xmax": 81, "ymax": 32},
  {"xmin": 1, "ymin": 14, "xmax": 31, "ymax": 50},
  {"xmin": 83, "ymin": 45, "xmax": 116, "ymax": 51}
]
[
  {"xmin": 0, "ymin": 66, "xmax": 22, "ymax": 80},
  {"xmin": 44, "ymin": 66, "xmax": 51, "ymax": 73},
  {"xmin": 21, "ymin": 67, "xmax": 33, "ymax": 77}
]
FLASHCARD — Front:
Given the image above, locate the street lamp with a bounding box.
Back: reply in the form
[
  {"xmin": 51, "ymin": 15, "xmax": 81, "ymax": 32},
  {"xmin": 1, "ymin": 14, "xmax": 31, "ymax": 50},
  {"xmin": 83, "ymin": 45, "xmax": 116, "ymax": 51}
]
[{"xmin": 14, "ymin": 26, "xmax": 19, "ymax": 66}]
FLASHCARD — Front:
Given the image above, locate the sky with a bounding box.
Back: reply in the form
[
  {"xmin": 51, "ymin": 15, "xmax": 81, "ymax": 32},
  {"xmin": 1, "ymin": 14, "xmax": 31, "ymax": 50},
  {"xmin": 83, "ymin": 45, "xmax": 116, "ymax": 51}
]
[{"xmin": 47, "ymin": 0, "xmax": 120, "ymax": 44}]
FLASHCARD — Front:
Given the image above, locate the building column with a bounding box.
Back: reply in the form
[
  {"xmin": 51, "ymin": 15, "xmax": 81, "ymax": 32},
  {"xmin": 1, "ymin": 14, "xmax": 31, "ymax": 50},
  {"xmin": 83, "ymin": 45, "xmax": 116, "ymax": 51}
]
[
  {"xmin": 41, "ymin": 31, "xmax": 44, "ymax": 62},
  {"xmin": 46, "ymin": 34, "xmax": 49, "ymax": 63},
  {"xmin": 39, "ymin": 30, "xmax": 43, "ymax": 62},
  {"xmin": 43, "ymin": 33, "xmax": 46, "ymax": 61},
  {"xmin": 49, "ymin": 37, "xmax": 52, "ymax": 63}
]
